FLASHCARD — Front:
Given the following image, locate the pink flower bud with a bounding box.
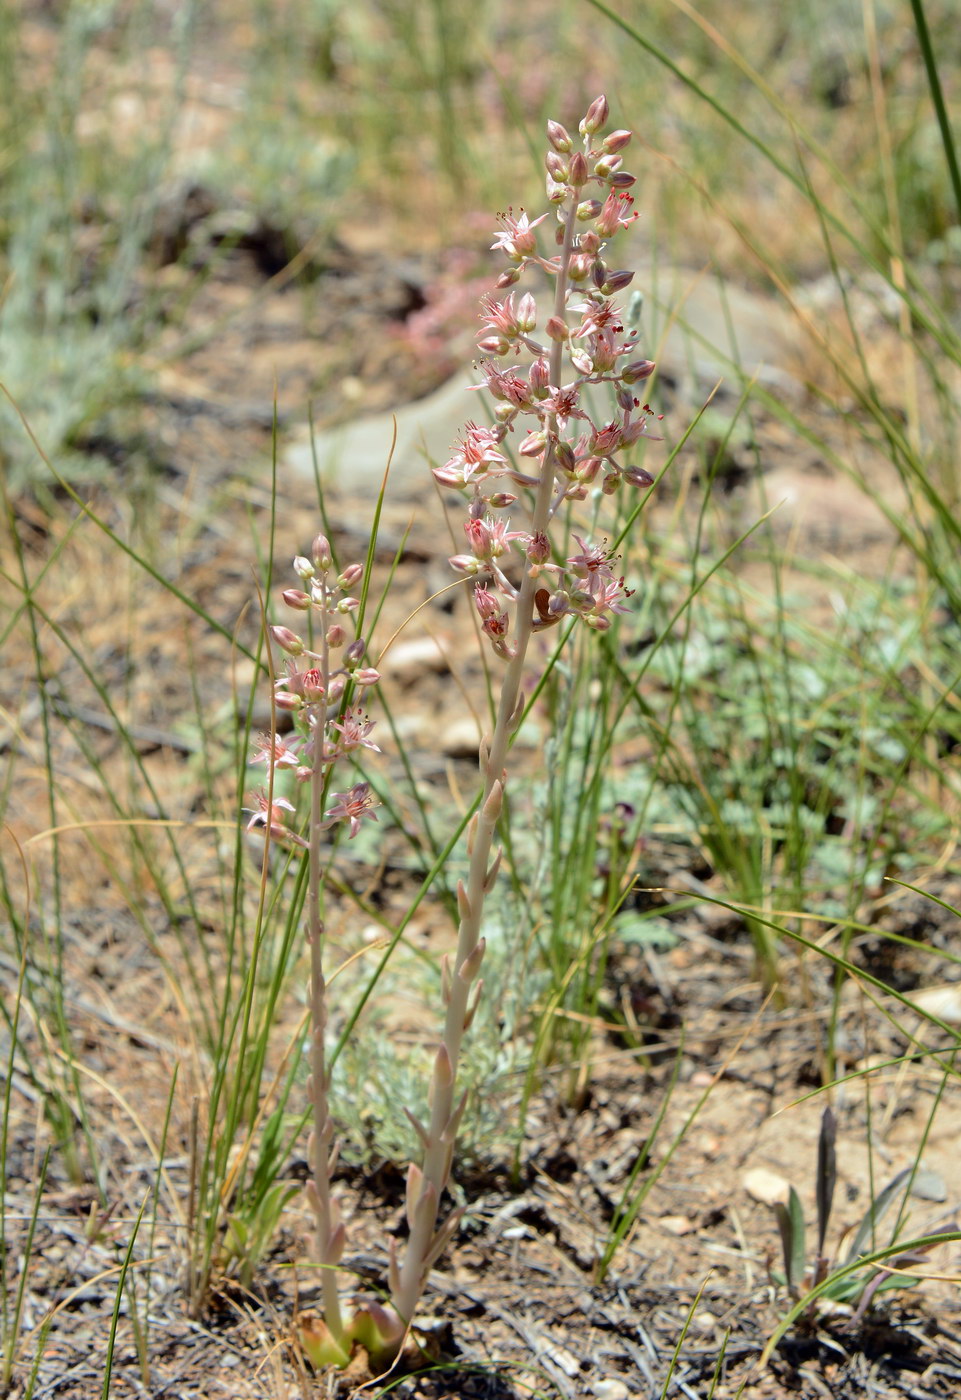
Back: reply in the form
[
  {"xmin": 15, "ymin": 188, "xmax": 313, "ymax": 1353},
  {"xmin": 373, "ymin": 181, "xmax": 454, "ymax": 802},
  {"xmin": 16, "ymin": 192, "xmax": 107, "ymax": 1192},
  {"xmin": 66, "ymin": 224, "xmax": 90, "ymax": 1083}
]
[
  {"xmin": 526, "ymin": 531, "xmax": 550, "ymax": 565},
  {"xmin": 601, "ymin": 269, "xmax": 635, "ymax": 294},
  {"xmin": 354, "ymin": 667, "xmax": 381, "ymax": 686},
  {"xmin": 609, "ymin": 171, "xmax": 637, "ymax": 189},
  {"xmin": 545, "ymin": 151, "xmax": 569, "ymax": 182},
  {"xmin": 487, "ymin": 492, "xmax": 517, "ymax": 507},
  {"xmin": 274, "ymin": 691, "xmax": 302, "ymax": 711},
  {"xmin": 555, "ymin": 441, "xmax": 576, "ymax": 475},
  {"xmin": 593, "ymin": 155, "xmax": 621, "ymax": 180},
  {"xmin": 603, "ymin": 129, "xmax": 632, "ymax": 153},
  {"xmin": 568, "ymin": 150, "xmax": 589, "ymax": 188},
  {"xmin": 449, "ymin": 553, "xmax": 483, "ymax": 575},
  {"xmin": 293, "ymin": 555, "xmax": 314, "ymax": 580},
  {"xmin": 496, "ymin": 268, "xmax": 521, "ymax": 288},
  {"xmin": 577, "ymin": 199, "xmax": 602, "ymax": 221},
  {"xmin": 474, "ymin": 584, "xmax": 499, "ymax": 620},
  {"xmin": 547, "ymin": 119, "xmax": 572, "ymax": 153},
  {"xmin": 602, "ymin": 472, "xmax": 620, "ymax": 495},
  {"xmin": 571, "ymin": 348, "xmax": 594, "ymax": 375},
  {"xmin": 529, "ymin": 356, "xmax": 551, "ymax": 392},
  {"xmin": 579, "ymin": 230, "xmax": 601, "ymax": 255},
  {"xmin": 622, "ymin": 358, "xmax": 656, "ymax": 383},
  {"xmin": 312, "ymin": 534, "xmax": 332, "ymax": 571},
  {"xmin": 328, "ymin": 675, "xmax": 346, "ymax": 701},
  {"xmin": 338, "ymin": 563, "xmax": 363, "ymax": 589},
  {"xmin": 576, "ymin": 455, "xmax": 603, "ymax": 483},
  {"xmin": 326, "ymin": 623, "xmax": 345, "ymax": 648},
  {"xmin": 519, "ymin": 430, "xmax": 547, "ymax": 457},
  {"xmin": 477, "ymin": 334, "xmax": 510, "ymax": 356},
  {"xmin": 580, "ymin": 94, "xmax": 609, "ymax": 135},
  {"xmin": 623, "ymin": 465, "xmax": 655, "ymax": 488},
  {"xmin": 516, "ymin": 292, "xmax": 537, "ymax": 332},
  {"xmin": 545, "ymin": 316, "xmax": 568, "ymax": 342},
  {"xmin": 270, "ymin": 626, "xmax": 304, "ymax": 656},
  {"xmin": 546, "ymin": 176, "xmax": 567, "ymax": 203},
  {"xmin": 344, "ymin": 638, "xmax": 366, "ymax": 665},
  {"xmin": 282, "ymin": 588, "xmax": 311, "ymax": 610}
]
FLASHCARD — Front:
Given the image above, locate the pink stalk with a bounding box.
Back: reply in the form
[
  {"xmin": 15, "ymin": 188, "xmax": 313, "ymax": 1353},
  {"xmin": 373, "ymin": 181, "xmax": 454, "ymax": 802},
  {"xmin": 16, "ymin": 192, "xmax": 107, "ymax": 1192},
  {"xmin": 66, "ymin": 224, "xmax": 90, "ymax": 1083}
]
[
  {"xmin": 389, "ymin": 95, "xmax": 658, "ymax": 1332},
  {"xmin": 247, "ymin": 539, "xmax": 382, "ymax": 1364},
  {"xmin": 303, "ymin": 583, "xmax": 345, "ymax": 1351}
]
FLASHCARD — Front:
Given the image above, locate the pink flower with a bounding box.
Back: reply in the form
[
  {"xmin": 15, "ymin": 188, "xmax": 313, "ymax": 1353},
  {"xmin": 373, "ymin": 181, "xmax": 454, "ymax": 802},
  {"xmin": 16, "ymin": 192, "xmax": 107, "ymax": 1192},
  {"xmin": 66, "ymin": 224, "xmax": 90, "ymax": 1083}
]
[
  {"xmin": 249, "ymin": 733, "xmax": 303, "ymax": 769},
  {"xmin": 325, "ymin": 707, "xmax": 381, "ymax": 759},
  {"xmin": 567, "ymin": 534, "xmax": 615, "ymax": 594},
  {"xmin": 470, "ymin": 361, "xmax": 531, "ymax": 409},
  {"xmin": 434, "ymin": 422, "xmax": 507, "ymax": 488},
  {"xmin": 276, "ymin": 664, "xmax": 326, "ymax": 703},
  {"xmin": 595, "ymin": 191, "xmax": 637, "ymax": 238},
  {"xmin": 325, "ymin": 783, "xmax": 378, "ymax": 839},
  {"xmin": 244, "ymin": 791, "xmax": 309, "ymax": 849},
  {"xmin": 491, "ymin": 208, "xmax": 548, "ymax": 261}
]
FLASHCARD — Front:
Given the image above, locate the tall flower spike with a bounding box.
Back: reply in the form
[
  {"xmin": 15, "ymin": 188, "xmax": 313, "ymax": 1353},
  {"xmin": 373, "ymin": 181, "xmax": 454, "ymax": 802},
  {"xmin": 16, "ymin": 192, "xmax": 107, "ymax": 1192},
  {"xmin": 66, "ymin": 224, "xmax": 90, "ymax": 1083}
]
[{"xmin": 389, "ymin": 94, "xmax": 660, "ymax": 1340}]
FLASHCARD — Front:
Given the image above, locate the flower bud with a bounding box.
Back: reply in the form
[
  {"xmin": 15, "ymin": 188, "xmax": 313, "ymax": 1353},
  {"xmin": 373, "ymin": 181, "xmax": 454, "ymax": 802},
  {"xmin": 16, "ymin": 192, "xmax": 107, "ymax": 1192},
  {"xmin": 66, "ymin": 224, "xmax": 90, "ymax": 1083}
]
[
  {"xmin": 328, "ymin": 675, "xmax": 346, "ymax": 701},
  {"xmin": 516, "ymin": 292, "xmax": 537, "ymax": 332},
  {"xmin": 293, "ymin": 555, "xmax": 314, "ymax": 580},
  {"xmin": 496, "ymin": 267, "xmax": 521, "ymax": 288},
  {"xmin": 518, "ymin": 430, "xmax": 547, "ymax": 458},
  {"xmin": 577, "ymin": 198, "xmax": 602, "ymax": 221},
  {"xmin": 529, "ymin": 356, "xmax": 551, "ymax": 392},
  {"xmin": 554, "ymin": 441, "xmax": 577, "ymax": 475},
  {"xmin": 274, "ymin": 691, "xmax": 302, "ymax": 711},
  {"xmin": 338, "ymin": 563, "xmax": 363, "ymax": 589},
  {"xmin": 312, "ymin": 534, "xmax": 332, "ymax": 571},
  {"xmin": 336, "ymin": 595, "xmax": 360, "ymax": 613},
  {"xmin": 568, "ymin": 150, "xmax": 589, "ymax": 188},
  {"xmin": 602, "ymin": 129, "xmax": 632, "ymax": 153},
  {"xmin": 282, "ymin": 588, "xmax": 311, "ymax": 610},
  {"xmin": 579, "ymin": 230, "xmax": 601, "ymax": 256},
  {"xmin": 593, "ymin": 154, "xmax": 621, "ymax": 180},
  {"xmin": 601, "ymin": 269, "xmax": 636, "ymax": 294},
  {"xmin": 545, "ymin": 315, "xmax": 568, "ymax": 342},
  {"xmin": 474, "ymin": 584, "xmax": 500, "ymax": 620},
  {"xmin": 487, "ymin": 491, "xmax": 517, "ymax": 507},
  {"xmin": 579, "ymin": 94, "xmax": 609, "ymax": 135},
  {"xmin": 547, "ymin": 119, "xmax": 572, "ymax": 153},
  {"xmin": 622, "ymin": 358, "xmax": 656, "ymax": 383},
  {"xmin": 326, "ymin": 623, "xmax": 345, "ymax": 648},
  {"xmin": 609, "ymin": 171, "xmax": 637, "ymax": 189},
  {"xmin": 344, "ymin": 638, "xmax": 366, "ymax": 666},
  {"xmin": 270, "ymin": 625, "xmax": 304, "ymax": 656},
  {"xmin": 477, "ymin": 334, "xmax": 510, "ymax": 356},
  {"xmin": 602, "ymin": 472, "xmax": 620, "ymax": 495},
  {"xmin": 545, "ymin": 150, "xmax": 569, "ymax": 182},
  {"xmin": 623, "ymin": 465, "xmax": 655, "ymax": 489},
  {"xmin": 354, "ymin": 667, "xmax": 381, "ymax": 686},
  {"xmin": 526, "ymin": 531, "xmax": 550, "ymax": 565},
  {"xmin": 546, "ymin": 176, "xmax": 567, "ymax": 203}
]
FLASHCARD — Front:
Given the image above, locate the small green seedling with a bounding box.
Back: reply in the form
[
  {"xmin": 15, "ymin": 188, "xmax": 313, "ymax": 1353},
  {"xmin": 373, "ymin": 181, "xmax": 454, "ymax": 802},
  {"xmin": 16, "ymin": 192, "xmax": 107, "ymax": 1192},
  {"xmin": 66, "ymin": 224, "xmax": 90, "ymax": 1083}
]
[{"xmin": 771, "ymin": 1107, "xmax": 955, "ymax": 1327}]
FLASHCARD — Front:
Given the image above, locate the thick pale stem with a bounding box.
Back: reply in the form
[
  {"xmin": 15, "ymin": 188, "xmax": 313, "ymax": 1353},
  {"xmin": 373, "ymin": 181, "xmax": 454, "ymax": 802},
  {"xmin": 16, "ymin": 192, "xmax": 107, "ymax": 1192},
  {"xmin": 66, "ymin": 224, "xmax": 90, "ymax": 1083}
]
[
  {"xmin": 306, "ymin": 587, "xmax": 344, "ymax": 1343},
  {"xmin": 391, "ymin": 194, "xmax": 582, "ymax": 1326}
]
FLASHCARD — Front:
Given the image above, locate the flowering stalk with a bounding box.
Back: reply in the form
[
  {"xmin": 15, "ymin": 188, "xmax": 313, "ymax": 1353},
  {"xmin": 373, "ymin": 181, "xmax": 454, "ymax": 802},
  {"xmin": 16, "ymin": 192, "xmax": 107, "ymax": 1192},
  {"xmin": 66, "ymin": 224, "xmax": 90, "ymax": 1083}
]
[
  {"xmin": 389, "ymin": 95, "xmax": 659, "ymax": 1332},
  {"xmin": 246, "ymin": 540, "xmax": 391, "ymax": 1367}
]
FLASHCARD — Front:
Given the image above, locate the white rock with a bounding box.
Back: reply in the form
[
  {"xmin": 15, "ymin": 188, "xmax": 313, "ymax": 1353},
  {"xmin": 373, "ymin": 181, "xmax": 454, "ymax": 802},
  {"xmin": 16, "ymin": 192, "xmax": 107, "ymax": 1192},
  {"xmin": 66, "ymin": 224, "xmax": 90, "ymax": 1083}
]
[{"xmin": 743, "ymin": 1167, "xmax": 791, "ymax": 1206}]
